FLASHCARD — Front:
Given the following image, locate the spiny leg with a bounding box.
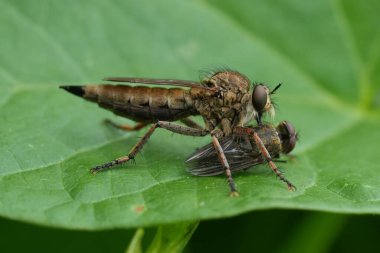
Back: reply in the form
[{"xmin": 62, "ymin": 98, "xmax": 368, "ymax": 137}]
[
  {"xmin": 91, "ymin": 123, "xmax": 158, "ymax": 174},
  {"xmin": 252, "ymin": 131, "xmax": 296, "ymax": 190},
  {"xmin": 180, "ymin": 118, "xmax": 203, "ymax": 130},
  {"xmin": 157, "ymin": 121, "xmax": 209, "ymax": 136},
  {"xmin": 104, "ymin": 119, "xmax": 148, "ymax": 131},
  {"xmin": 234, "ymin": 127, "xmax": 295, "ymax": 190},
  {"xmin": 211, "ymin": 131, "xmax": 239, "ymax": 197},
  {"xmin": 91, "ymin": 121, "xmax": 209, "ymax": 174},
  {"xmin": 105, "ymin": 117, "xmax": 204, "ymax": 132}
]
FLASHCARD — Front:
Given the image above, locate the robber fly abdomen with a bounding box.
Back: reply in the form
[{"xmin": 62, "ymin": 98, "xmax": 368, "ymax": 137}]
[{"xmin": 61, "ymin": 85, "xmax": 198, "ymax": 122}]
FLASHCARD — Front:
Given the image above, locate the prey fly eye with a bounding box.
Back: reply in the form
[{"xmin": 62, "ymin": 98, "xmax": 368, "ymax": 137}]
[
  {"xmin": 252, "ymin": 84, "xmax": 268, "ymax": 113},
  {"xmin": 283, "ymin": 121, "xmax": 296, "ymax": 138},
  {"xmin": 281, "ymin": 121, "xmax": 297, "ymax": 154}
]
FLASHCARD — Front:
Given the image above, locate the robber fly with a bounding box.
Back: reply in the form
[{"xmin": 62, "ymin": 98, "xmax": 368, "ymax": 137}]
[
  {"xmin": 186, "ymin": 121, "xmax": 298, "ymax": 192},
  {"xmin": 60, "ymin": 69, "xmax": 282, "ymax": 196}
]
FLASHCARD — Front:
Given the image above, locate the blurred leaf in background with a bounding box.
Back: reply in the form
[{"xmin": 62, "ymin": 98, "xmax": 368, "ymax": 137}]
[
  {"xmin": 1, "ymin": 211, "xmax": 380, "ymax": 253},
  {"xmin": 0, "ymin": 0, "xmax": 379, "ymax": 252}
]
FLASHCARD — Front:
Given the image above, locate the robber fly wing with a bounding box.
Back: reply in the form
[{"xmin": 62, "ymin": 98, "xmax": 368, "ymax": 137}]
[{"xmin": 103, "ymin": 77, "xmax": 205, "ymax": 89}]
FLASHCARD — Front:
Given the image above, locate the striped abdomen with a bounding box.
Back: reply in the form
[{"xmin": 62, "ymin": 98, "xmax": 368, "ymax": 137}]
[{"xmin": 62, "ymin": 85, "xmax": 197, "ymax": 122}]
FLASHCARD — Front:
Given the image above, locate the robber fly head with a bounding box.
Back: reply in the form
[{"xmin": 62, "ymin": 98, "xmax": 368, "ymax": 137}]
[
  {"xmin": 251, "ymin": 83, "xmax": 282, "ymax": 123},
  {"xmin": 276, "ymin": 120, "xmax": 298, "ymax": 154}
]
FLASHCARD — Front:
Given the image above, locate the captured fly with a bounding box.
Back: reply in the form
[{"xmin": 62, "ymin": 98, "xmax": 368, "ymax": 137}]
[
  {"xmin": 186, "ymin": 121, "xmax": 298, "ymax": 191},
  {"xmin": 60, "ymin": 69, "xmax": 282, "ymax": 196}
]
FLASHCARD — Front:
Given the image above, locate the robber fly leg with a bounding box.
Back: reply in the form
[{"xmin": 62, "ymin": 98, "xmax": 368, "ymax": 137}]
[
  {"xmin": 90, "ymin": 123, "xmax": 159, "ymax": 174},
  {"xmin": 180, "ymin": 118, "xmax": 203, "ymax": 130},
  {"xmin": 91, "ymin": 121, "xmax": 208, "ymax": 174},
  {"xmin": 251, "ymin": 132, "xmax": 296, "ymax": 191},
  {"xmin": 210, "ymin": 131, "xmax": 239, "ymax": 197},
  {"xmin": 157, "ymin": 121, "xmax": 209, "ymax": 136},
  {"xmin": 103, "ymin": 119, "xmax": 148, "ymax": 131}
]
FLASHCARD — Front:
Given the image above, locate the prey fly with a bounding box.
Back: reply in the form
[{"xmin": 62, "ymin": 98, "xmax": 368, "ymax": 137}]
[{"xmin": 186, "ymin": 121, "xmax": 298, "ymax": 191}]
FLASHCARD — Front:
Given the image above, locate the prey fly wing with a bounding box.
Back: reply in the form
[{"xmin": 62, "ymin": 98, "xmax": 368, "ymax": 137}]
[{"xmin": 185, "ymin": 134, "xmax": 264, "ymax": 176}]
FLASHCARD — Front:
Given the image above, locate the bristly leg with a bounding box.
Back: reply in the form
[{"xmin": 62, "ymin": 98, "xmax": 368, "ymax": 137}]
[
  {"xmin": 90, "ymin": 121, "xmax": 209, "ymax": 174},
  {"xmin": 157, "ymin": 121, "xmax": 209, "ymax": 136},
  {"xmin": 103, "ymin": 119, "xmax": 148, "ymax": 131},
  {"xmin": 252, "ymin": 132, "xmax": 296, "ymax": 190},
  {"xmin": 180, "ymin": 117, "xmax": 204, "ymax": 130},
  {"xmin": 234, "ymin": 127, "xmax": 296, "ymax": 191},
  {"xmin": 90, "ymin": 123, "xmax": 159, "ymax": 174},
  {"xmin": 211, "ymin": 131, "xmax": 239, "ymax": 197}
]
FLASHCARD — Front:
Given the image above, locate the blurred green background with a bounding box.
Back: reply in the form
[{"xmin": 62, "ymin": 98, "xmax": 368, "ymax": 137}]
[
  {"xmin": 2, "ymin": 211, "xmax": 380, "ymax": 253},
  {"xmin": 1, "ymin": 0, "xmax": 380, "ymax": 252}
]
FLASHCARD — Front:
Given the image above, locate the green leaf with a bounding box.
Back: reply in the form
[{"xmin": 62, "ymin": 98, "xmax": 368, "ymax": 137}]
[
  {"xmin": 125, "ymin": 222, "xmax": 198, "ymax": 253},
  {"xmin": 0, "ymin": 0, "xmax": 379, "ymax": 229},
  {"xmin": 126, "ymin": 229, "xmax": 144, "ymax": 253},
  {"xmin": 145, "ymin": 222, "xmax": 198, "ymax": 253}
]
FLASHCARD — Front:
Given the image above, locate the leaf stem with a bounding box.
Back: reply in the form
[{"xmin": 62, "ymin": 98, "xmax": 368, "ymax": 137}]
[{"xmin": 126, "ymin": 221, "xmax": 199, "ymax": 253}]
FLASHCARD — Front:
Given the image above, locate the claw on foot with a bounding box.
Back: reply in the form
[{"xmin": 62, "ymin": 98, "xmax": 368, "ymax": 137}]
[
  {"xmin": 90, "ymin": 168, "xmax": 99, "ymax": 175},
  {"xmin": 229, "ymin": 191, "xmax": 240, "ymax": 197},
  {"xmin": 287, "ymin": 184, "xmax": 297, "ymax": 191}
]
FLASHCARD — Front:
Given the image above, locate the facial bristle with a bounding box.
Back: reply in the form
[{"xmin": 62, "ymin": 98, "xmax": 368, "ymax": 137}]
[{"xmin": 269, "ymin": 106, "xmax": 275, "ymax": 120}]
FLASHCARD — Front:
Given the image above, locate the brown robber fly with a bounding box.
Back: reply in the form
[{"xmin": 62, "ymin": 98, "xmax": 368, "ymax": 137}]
[
  {"xmin": 186, "ymin": 121, "xmax": 298, "ymax": 191},
  {"xmin": 60, "ymin": 69, "xmax": 282, "ymax": 197}
]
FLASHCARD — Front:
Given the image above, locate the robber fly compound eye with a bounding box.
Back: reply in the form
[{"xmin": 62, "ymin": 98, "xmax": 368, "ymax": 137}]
[{"xmin": 252, "ymin": 84, "xmax": 268, "ymax": 114}]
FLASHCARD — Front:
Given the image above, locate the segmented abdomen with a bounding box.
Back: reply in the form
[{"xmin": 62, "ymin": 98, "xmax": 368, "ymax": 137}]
[{"xmin": 82, "ymin": 85, "xmax": 196, "ymax": 122}]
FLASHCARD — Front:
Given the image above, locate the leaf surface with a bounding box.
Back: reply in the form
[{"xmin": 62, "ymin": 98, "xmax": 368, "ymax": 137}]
[{"xmin": 0, "ymin": 0, "xmax": 379, "ymax": 229}]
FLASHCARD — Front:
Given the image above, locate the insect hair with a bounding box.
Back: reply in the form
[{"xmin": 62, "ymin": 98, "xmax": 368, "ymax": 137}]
[{"xmin": 198, "ymin": 64, "xmax": 235, "ymax": 81}]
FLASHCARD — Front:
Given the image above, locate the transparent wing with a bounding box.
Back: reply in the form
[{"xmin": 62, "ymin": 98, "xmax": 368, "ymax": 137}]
[
  {"xmin": 185, "ymin": 135, "xmax": 264, "ymax": 176},
  {"xmin": 103, "ymin": 77, "xmax": 205, "ymax": 89}
]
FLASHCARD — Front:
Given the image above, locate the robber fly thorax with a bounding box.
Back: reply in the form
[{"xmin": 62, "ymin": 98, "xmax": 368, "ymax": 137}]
[
  {"xmin": 189, "ymin": 71, "xmax": 275, "ymax": 136},
  {"xmin": 186, "ymin": 121, "xmax": 298, "ymax": 191},
  {"xmin": 60, "ymin": 69, "xmax": 282, "ymax": 197}
]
